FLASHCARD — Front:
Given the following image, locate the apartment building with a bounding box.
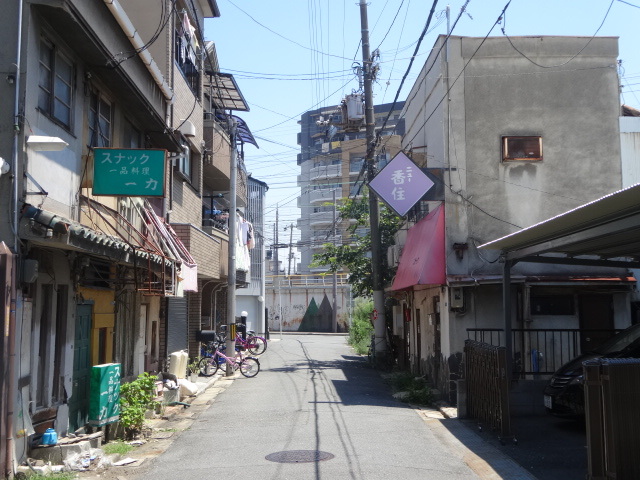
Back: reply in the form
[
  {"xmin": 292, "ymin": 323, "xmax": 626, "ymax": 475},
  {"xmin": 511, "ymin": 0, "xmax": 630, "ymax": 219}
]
[
  {"xmin": 0, "ymin": 1, "xmax": 259, "ymax": 472},
  {"xmin": 296, "ymin": 101, "xmax": 406, "ymax": 275}
]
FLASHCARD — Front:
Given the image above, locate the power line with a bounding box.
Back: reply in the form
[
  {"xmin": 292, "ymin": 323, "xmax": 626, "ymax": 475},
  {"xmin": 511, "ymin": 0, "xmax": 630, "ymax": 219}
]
[
  {"xmin": 406, "ymin": 1, "xmax": 513, "ymax": 147},
  {"xmin": 501, "ymin": 0, "xmax": 615, "ymax": 68},
  {"xmin": 226, "ymin": 0, "xmax": 353, "ymax": 61},
  {"xmin": 617, "ymin": 0, "xmax": 640, "ymax": 8}
]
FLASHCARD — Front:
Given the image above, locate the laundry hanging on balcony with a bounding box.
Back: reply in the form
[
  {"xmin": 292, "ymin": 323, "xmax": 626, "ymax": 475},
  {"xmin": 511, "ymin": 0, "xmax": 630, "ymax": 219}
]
[
  {"xmin": 179, "ymin": 12, "xmax": 199, "ymax": 65},
  {"xmin": 239, "ymin": 218, "xmax": 255, "ymax": 250},
  {"xmin": 234, "ymin": 212, "xmax": 251, "ymax": 275}
]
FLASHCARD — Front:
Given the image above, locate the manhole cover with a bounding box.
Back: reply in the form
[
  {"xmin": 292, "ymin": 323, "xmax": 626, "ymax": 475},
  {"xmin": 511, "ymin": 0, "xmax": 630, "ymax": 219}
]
[{"xmin": 265, "ymin": 450, "xmax": 335, "ymax": 463}]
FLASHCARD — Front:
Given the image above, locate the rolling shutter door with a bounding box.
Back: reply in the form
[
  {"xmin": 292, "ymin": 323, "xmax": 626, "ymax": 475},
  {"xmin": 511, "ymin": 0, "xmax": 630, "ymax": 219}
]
[{"xmin": 166, "ymin": 297, "xmax": 188, "ymax": 354}]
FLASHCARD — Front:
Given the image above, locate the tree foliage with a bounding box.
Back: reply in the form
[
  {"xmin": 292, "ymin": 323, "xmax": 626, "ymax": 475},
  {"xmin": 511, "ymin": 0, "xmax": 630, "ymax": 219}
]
[
  {"xmin": 310, "ymin": 191, "xmax": 403, "ymax": 297},
  {"xmin": 348, "ymin": 298, "xmax": 374, "ymax": 354}
]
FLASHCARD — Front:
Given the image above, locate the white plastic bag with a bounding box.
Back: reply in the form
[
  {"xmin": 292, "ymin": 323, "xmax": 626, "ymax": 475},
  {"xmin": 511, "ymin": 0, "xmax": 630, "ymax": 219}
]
[{"xmin": 178, "ymin": 378, "xmax": 198, "ymax": 397}]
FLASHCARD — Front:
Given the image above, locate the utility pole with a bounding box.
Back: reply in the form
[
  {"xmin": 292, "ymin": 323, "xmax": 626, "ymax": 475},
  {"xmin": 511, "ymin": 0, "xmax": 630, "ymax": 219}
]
[
  {"xmin": 332, "ymin": 189, "xmax": 338, "ymax": 333},
  {"xmin": 274, "ymin": 207, "xmax": 283, "ymax": 338},
  {"xmin": 225, "ymin": 118, "xmax": 237, "ymax": 375},
  {"xmin": 274, "ymin": 207, "xmax": 279, "ymax": 279},
  {"xmin": 359, "ymin": 0, "xmax": 386, "ymax": 357},
  {"xmin": 285, "ymin": 223, "xmax": 294, "ymax": 276}
]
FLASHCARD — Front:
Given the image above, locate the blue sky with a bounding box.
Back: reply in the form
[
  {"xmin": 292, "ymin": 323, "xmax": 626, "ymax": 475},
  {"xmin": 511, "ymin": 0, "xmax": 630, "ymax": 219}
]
[{"xmin": 204, "ymin": 0, "xmax": 640, "ymax": 252}]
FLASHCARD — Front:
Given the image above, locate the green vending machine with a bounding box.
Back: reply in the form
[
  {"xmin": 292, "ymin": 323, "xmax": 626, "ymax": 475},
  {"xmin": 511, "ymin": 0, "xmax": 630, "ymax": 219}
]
[{"xmin": 88, "ymin": 363, "xmax": 121, "ymax": 427}]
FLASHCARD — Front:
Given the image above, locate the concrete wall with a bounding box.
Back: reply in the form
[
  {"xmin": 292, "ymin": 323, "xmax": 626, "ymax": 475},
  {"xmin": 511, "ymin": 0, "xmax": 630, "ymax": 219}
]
[
  {"xmin": 266, "ymin": 284, "xmax": 352, "ymax": 332},
  {"xmin": 620, "ymin": 116, "xmax": 640, "ymax": 187},
  {"xmin": 459, "ymin": 37, "xmax": 622, "ymax": 277}
]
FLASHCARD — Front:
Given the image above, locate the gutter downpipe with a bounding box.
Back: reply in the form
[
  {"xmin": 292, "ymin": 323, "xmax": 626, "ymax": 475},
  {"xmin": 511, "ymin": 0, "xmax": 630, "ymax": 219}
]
[
  {"xmin": 103, "ymin": 0, "xmax": 174, "ymax": 103},
  {"xmin": 6, "ymin": 1, "xmax": 24, "ymax": 476}
]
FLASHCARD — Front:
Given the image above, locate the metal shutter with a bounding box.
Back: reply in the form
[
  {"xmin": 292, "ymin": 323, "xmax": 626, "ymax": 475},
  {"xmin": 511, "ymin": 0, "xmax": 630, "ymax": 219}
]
[{"xmin": 166, "ymin": 297, "xmax": 188, "ymax": 355}]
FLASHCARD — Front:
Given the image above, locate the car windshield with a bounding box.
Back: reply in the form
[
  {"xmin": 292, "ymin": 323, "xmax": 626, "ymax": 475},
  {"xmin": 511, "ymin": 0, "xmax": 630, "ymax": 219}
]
[{"xmin": 593, "ymin": 324, "xmax": 640, "ymax": 355}]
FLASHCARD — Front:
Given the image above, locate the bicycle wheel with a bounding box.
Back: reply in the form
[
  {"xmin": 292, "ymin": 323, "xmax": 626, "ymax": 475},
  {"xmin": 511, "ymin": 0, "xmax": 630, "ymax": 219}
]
[
  {"xmin": 239, "ymin": 357, "xmax": 260, "ymax": 378},
  {"xmin": 198, "ymin": 356, "xmax": 219, "ymax": 376},
  {"xmin": 247, "ymin": 336, "xmax": 267, "ymax": 355}
]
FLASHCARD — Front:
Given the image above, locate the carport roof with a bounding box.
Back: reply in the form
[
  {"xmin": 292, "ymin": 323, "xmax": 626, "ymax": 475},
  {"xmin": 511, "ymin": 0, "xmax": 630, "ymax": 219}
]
[{"xmin": 479, "ymin": 183, "xmax": 640, "ymax": 268}]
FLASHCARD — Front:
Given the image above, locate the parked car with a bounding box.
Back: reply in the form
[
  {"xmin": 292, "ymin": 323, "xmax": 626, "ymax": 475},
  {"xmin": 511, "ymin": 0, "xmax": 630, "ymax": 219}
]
[{"xmin": 543, "ymin": 323, "xmax": 640, "ymax": 417}]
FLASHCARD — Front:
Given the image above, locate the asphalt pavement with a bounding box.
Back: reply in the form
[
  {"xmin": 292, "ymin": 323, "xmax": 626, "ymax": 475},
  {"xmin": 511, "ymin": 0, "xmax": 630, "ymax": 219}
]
[{"xmin": 75, "ymin": 334, "xmax": 589, "ymax": 479}]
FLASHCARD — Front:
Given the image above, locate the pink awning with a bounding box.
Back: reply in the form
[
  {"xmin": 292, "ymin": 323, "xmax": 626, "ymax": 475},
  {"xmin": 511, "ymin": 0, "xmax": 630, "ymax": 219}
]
[{"xmin": 391, "ymin": 203, "xmax": 445, "ymax": 291}]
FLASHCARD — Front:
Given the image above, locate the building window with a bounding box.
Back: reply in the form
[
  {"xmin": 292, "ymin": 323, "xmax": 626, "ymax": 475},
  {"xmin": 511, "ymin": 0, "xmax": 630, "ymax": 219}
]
[
  {"xmin": 530, "ymin": 295, "xmax": 574, "ymax": 315},
  {"xmin": 175, "ymin": 12, "xmax": 201, "ymax": 96},
  {"xmin": 176, "ymin": 139, "xmax": 192, "ymax": 181},
  {"xmin": 38, "ymin": 38, "xmax": 74, "ymax": 128},
  {"xmin": 88, "ymin": 91, "xmax": 112, "ymax": 148},
  {"xmin": 123, "ymin": 118, "xmax": 142, "ymax": 148},
  {"xmin": 502, "ymin": 136, "xmax": 543, "ymax": 162},
  {"xmin": 350, "ymin": 156, "xmax": 365, "ymax": 172}
]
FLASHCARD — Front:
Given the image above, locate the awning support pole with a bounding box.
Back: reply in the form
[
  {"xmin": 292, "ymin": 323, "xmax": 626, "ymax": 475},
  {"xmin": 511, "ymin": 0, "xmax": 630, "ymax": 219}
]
[{"xmin": 503, "ymin": 258, "xmax": 513, "ymax": 382}]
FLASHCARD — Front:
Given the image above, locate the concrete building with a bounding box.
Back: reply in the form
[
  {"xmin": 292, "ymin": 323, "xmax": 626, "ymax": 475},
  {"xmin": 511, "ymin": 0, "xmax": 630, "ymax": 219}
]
[
  {"xmin": 0, "ymin": 0, "xmax": 258, "ymax": 473},
  {"xmin": 390, "ymin": 35, "xmax": 633, "ymax": 403},
  {"xmin": 237, "ymin": 175, "xmax": 268, "ymax": 334}
]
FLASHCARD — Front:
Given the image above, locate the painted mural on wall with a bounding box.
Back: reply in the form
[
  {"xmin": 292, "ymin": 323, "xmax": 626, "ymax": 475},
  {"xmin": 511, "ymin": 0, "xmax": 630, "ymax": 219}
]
[
  {"xmin": 298, "ymin": 294, "xmax": 334, "ymax": 332},
  {"xmin": 266, "ymin": 286, "xmax": 351, "ymax": 332}
]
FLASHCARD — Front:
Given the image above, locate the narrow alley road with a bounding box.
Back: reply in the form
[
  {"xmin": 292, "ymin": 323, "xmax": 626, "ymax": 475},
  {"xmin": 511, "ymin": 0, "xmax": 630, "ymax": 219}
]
[{"xmin": 127, "ymin": 334, "xmax": 531, "ymax": 480}]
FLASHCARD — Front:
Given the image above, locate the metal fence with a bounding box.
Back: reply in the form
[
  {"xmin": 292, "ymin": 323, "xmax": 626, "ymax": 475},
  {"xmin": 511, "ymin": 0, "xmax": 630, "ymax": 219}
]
[
  {"xmin": 464, "ymin": 340, "xmax": 512, "ymax": 440},
  {"xmin": 467, "ymin": 328, "xmax": 619, "ymax": 377},
  {"xmin": 266, "ymin": 274, "xmax": 350, "ymax": 287},
  {"xmin": 584, "ymin": 358, "xmax": 640, "ymax": 480}
]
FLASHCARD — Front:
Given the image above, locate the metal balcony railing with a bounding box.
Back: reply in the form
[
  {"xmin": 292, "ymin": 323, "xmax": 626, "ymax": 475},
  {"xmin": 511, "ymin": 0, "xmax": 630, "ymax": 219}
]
[
  {"xmin": 310, "ymin": 164, "xmax": 341, "ymax": 180},
  {"xmin": 266, "ymin": 273, "xmax": 350, "ymax": 287}
]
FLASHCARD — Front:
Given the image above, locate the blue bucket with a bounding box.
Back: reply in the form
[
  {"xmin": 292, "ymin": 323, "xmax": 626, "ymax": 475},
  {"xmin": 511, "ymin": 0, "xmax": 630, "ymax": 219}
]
[{"xmin": 41, "ymin": 428, "xmax": 58, "ymax": 446}]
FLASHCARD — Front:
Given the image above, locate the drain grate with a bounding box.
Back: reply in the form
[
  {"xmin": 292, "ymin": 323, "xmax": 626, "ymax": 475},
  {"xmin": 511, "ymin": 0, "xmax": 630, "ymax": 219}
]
[{"xmin": 265, "ymin": 450, "xmax": 335, "ymax": 463}]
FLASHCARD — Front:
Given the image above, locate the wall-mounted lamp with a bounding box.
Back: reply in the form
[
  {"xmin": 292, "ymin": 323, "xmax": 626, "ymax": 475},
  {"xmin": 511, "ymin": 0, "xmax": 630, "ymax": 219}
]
[{"xmin": 26, "ymin": 135, "xmax": 68, "ymax": 151}]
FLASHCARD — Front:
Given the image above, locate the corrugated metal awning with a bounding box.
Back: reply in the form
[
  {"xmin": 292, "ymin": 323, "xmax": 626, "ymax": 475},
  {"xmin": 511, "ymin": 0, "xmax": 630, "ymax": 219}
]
[
  {"xmin": 479, "ymin": 183, "xmax": 640, "ymax": 268},
  {"xmin": 205, "ymin": 71, "xmax": 249, "ymax": 112}
]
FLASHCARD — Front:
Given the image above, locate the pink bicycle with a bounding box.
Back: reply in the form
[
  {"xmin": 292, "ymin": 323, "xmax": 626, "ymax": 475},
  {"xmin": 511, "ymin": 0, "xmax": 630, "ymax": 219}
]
[
  {"xmin": 198, "ymin": 345, "xmax": 260, "ymax": 378},
  {"xmin": 218, "ymin": 325, "xmax": 267, "ymax": 355}
]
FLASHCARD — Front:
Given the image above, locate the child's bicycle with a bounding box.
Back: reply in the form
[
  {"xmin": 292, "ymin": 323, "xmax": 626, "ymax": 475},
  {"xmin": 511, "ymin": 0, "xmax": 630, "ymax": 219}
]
[{"xmin": 198, "ymin": 344, "xmax": 260, "ymax": 378}]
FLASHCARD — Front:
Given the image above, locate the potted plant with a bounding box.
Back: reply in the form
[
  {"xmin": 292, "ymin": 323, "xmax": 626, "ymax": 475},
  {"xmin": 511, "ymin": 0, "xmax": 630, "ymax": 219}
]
[{"xmin": 187, "ymin": 357, "xmax": 201, "ymax": 383}]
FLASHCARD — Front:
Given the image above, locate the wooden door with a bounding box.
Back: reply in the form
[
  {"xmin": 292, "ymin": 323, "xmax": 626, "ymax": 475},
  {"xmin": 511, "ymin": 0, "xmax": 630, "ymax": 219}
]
[{"xmin": 69, "ymin": 303, "xmax": 92, "ymax": 432}]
